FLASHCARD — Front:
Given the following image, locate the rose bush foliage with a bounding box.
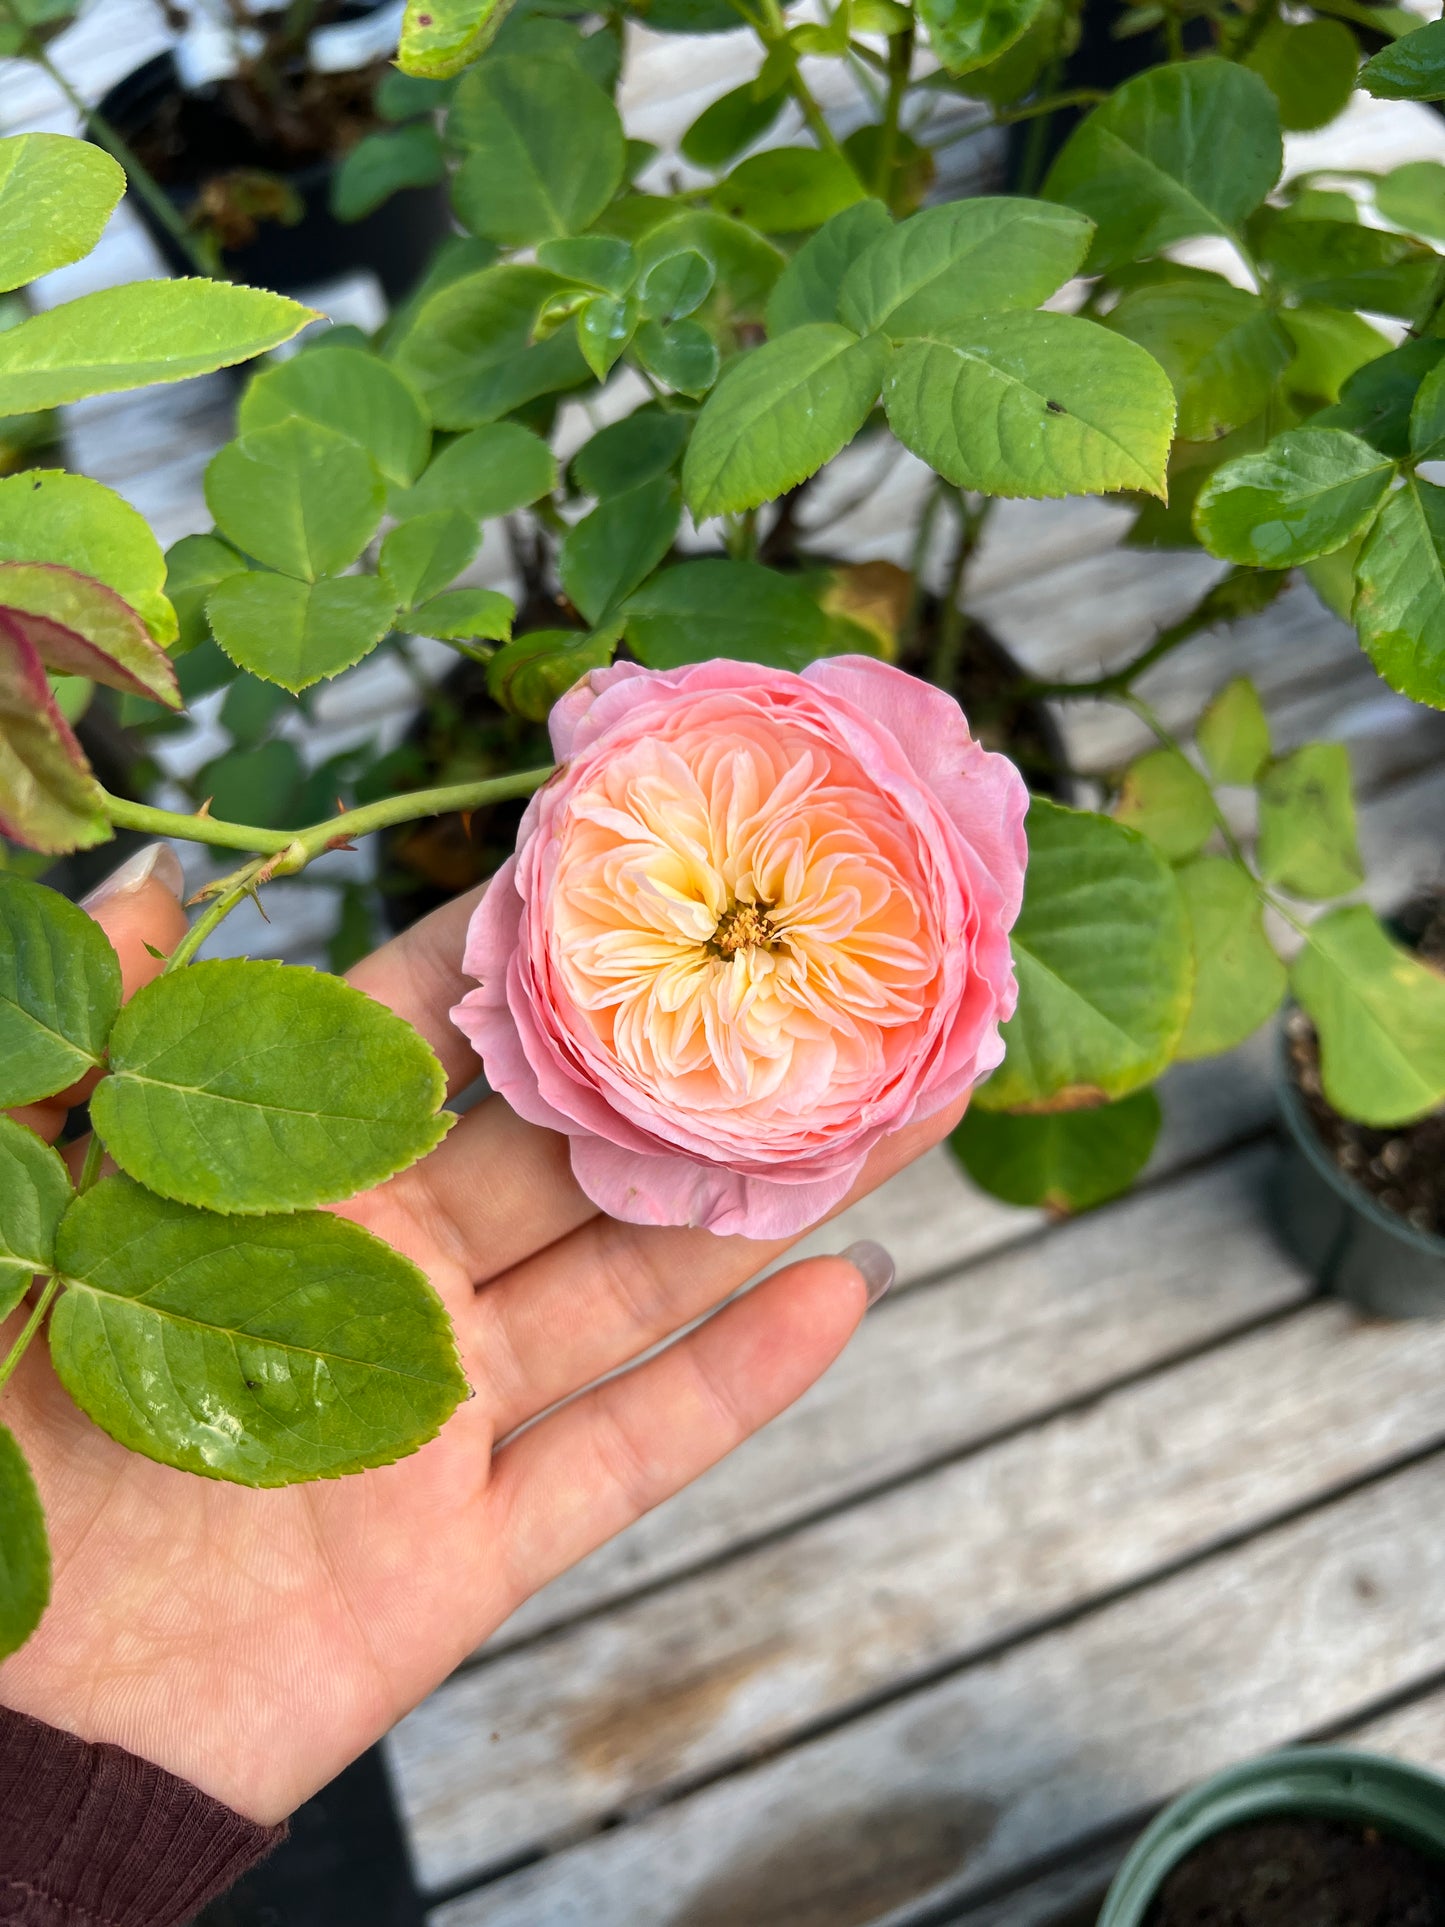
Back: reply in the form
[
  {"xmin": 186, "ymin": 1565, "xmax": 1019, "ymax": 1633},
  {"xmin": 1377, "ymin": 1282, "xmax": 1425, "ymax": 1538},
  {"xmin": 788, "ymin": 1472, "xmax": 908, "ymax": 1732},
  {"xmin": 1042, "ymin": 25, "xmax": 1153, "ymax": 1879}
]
[{"xmin": 3, "ymin": 0, "xmax": 1445, "ymax": 1663}]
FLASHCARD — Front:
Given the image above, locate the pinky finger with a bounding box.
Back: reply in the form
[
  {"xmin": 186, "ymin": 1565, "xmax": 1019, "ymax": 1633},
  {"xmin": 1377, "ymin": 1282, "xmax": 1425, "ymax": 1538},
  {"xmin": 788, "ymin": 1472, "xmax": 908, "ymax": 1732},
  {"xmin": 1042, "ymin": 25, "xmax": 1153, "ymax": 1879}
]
[{"xmin": 484, "ymin": 1252, "xmax": 879, "ymax": 1609}]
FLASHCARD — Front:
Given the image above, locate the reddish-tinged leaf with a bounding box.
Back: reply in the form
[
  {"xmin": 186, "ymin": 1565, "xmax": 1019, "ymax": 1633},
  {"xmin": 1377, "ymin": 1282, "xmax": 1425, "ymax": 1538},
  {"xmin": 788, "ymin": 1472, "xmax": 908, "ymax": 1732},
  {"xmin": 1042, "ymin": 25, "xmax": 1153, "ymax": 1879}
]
[
  {"xmin": 0, "ymin": 612, "xmax": 109, "ymax": 854},
  {"xmin": 0, "ymin": 562, "xmax": 180, "ymax": 708}
]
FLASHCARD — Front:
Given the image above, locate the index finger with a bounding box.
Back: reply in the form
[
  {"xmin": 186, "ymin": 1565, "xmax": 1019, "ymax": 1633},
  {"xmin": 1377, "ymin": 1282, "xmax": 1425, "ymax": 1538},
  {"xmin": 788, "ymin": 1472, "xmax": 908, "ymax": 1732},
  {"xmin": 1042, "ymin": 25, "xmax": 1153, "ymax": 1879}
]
[{"xmin": 8, "ymin": 845, "xmax": 188, "ymax": 1145}]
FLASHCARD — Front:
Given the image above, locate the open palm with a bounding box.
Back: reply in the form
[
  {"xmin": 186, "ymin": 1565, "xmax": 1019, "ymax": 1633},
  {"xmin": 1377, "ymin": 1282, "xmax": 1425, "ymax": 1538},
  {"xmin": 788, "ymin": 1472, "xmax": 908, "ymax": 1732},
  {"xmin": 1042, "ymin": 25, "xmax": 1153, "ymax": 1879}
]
[{"xmin": 0, "ymin": 869, "xmax": 952, "ymax": 1824}]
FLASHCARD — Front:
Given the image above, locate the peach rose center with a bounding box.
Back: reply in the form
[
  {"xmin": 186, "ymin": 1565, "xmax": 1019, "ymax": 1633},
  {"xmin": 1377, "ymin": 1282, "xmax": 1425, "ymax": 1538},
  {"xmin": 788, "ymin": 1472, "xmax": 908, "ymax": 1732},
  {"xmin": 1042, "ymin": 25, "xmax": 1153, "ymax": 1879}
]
[{"xmin": 547, "ymin": 715, "xmax": 946, "ymax": 1138}]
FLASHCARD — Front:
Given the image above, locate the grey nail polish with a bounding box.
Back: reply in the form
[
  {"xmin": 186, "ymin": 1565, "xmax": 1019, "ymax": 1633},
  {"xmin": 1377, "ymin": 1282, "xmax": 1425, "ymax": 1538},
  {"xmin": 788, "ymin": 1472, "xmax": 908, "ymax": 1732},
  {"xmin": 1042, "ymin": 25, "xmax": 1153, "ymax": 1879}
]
[
  {"xmin": 842, "ymin": 1239, "xmax": 895, "ymax": 1308},
  {"xmin": 80, "ymin": 841, "xmax": 185, "ymax": 911}
]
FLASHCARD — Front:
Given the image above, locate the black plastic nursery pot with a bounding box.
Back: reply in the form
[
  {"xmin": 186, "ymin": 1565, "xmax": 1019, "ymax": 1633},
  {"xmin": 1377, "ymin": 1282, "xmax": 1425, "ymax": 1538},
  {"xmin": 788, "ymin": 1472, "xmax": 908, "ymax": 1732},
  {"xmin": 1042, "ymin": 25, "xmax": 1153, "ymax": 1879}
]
[
  {"xmin": 94, "ymin": 52, "xmax": 453, "ymax": 301},
  {"xmin": 1274, "ymin": 1014, "xmax": 1445, "ymax": 1319},
  {"xmin": 1097, "ymin": 1747, "xmax": 1445, "ymax": 1927}
]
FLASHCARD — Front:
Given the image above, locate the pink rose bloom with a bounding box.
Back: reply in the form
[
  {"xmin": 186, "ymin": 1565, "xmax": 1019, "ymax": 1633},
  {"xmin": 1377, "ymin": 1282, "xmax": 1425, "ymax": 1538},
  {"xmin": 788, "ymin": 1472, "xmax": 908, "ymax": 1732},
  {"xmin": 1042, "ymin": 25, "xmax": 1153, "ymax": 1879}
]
[{"xmin": 451, "ymin": 656, "xmax": 1028, "ymax": 1238}]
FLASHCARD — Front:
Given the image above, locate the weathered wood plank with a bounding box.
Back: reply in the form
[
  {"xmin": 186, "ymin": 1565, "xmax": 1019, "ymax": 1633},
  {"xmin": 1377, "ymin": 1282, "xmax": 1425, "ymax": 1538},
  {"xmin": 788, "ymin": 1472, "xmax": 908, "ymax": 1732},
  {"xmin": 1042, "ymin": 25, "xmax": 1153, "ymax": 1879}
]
[
  {"xmin": 427, "ymin": 1453, "xmax": 1445, "ymax": 1926},
  {"xmin": 942, "ymin": 1684, "xmax": 1445, "ymax": 1927},
  {"xmin": 395, "ymin": 1216, "xmax": 1445, "ymax": 1887}
]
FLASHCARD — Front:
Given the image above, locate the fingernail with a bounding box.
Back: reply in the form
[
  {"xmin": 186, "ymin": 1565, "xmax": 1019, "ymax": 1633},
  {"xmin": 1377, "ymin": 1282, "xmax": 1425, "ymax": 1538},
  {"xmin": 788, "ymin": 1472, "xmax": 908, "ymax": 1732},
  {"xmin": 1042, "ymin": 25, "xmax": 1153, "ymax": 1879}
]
[
  {"xmin": 80, "ymin": 842, "xmax": 185, "ymax": 911},
  {"xmin": 842, "ymin": 1239, "xmax": 895, "ymax": 1308}
]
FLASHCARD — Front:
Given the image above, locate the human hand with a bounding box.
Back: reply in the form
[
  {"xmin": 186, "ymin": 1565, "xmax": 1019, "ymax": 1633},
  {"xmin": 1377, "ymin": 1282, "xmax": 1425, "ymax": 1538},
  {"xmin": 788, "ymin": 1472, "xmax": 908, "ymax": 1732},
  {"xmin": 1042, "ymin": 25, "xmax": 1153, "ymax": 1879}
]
[{"xmin": 0, "ymin": 851, "xmax": 954, "ymax": 1825}]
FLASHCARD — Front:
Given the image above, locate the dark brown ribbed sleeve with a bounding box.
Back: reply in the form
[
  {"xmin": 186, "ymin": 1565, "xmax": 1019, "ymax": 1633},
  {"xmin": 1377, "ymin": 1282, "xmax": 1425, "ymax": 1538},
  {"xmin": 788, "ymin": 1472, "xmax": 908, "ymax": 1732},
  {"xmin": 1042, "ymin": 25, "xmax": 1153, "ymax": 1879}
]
[{"xmin": 0, "ymin": 1707, "xmax": 287, "ymax": 1927}]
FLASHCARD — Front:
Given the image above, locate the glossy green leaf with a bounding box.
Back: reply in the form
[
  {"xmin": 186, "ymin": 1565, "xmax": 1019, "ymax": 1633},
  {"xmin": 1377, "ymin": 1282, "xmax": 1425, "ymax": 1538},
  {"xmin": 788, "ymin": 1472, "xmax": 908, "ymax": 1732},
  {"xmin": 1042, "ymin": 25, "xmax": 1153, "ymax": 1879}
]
[
  {"xmin": 917, "ymin": 0, "xmax": 1049, "ymax": 76},
  {"xmin": 0, "ymin": 1425, "xmax": 49, "ymax": 1661},
  {"xmin": 638, "ymin": 250, "xmax": 714, "ymax": 323},
  {"xmin": 0, "ymin": 875, "xmax": 120, "ymax": 1106},
  {"xmin": 1245, "ymin": 18, "xmax": 1359, "ymax": 132},
  {"xmin": 714, "ymin": 148, "xmax": 867, "ymax": 234},
  {"xmin": 1174, "ymin": 856, "xmax": 1286, "ymax": 1060},
  {"xmin": 0, "ymin": 1114, "xmax": 70, "ymax": 1320},
  {"xmin": 683, "ymin": 324, "xmax": 888, "ymax": 519},
  {"xmin": 1256, "ymin": 742, "xmax": 1363, "ymax": 899},
  {"xmin": 238, "ymin": 348, "xmax": 431, "ymax": 490},
  {"xmin": 0, "ymin": 471, "xmax": 173, "ymax": 644},
  {"xmin": 488, "ymin": 626, "xmax": 619, "ymax": 720},
  {"xmin": 207, "ymin": 571, "xmax": 398, "ymax": 693},
  {"xmin": 90, "ymin": 959, "xmax": 452, "ymax": 1215},
  {"xmin": 1105, "ymin": 281, "xmax": 1290, "ymax": 443},
  {"xmin": 536, "ymin": 236, "xmax": 636, "ymax": 295},
  {"xmin": 1361, "ymin": 17, "xmax": 1445, "ymax": 100},
  {"xmin": 217, "ymin": 673, "xmax": 292, "ymax": 750},
  {"xmin": 1353, "ymin": 477, "xmax": 1445, "ymax": 709},
  {"xmin": 1302, "ymin": 536, "xmax": 1363, "ymax": 625},
  {"xmin": 839, "ymin": 199, "xmax": 1092, "ymax": 339},
  {"xmin": 1410, "ymin": 358, "xmax": 1445, "ymax": 462},
  {"xmin": 1192, "ymin": 428, "xmax": 1394, "ymax": 568},
  {"xmin": 389, "ymin": 263, "xmax": 589, "ymax": 429},
  {"xmin": 0, "ymin": 623, "xmax": 107, "ymax": 855},
  {"xmin": 577, "ymin": 294, "xmax": 633, "ymax": 383},
  {"xmin": 331, "ymin": 124, "xmax": 445, "ymax": 222},
  {"xmin": 1197, "ymin": 677, "xmax": 1270, "ymax": 785},
  {"xmin": 765, "ymin": 200, "xmax": 893, "ymax": 335},
  {"xmin": 1375, "ymin": 160, "xmax": 1445, "ymax": 241},
  {"xmin": 626, "ymin": 0, "xmax": 740, "ymax": 30},
  {"xmin": 0, "ymin": 562, "xmax": 178, "ymax": 707},
  {"xmin": 635, "ymin": 212, "xmax": 785, "ymax": 317},
  {"xmin": 625, "ymin": 558, "xmax": 833, "ymax": 669},
  {"xmin": 1291, "ymin": 906, "xmax": 1445, "ymax": 1126},
  {"xmin": 681, "ymin": 81, "xmax": 787, "ymax": 170},
  {"xmin": 449, "ymin": 55, "xmax": 624, "ymax": 247},
  {"xmin": 975, "ymin": 799, "xmax": 1192, "ymax": 1111},
  {"xmin": 1313, "ymin": 337, "xmax": 1445, "ymax": 458},
  {"xmin": 1043, "ymin": 60, "xmax": 1282, "ymax": 275},
  {"xmin": 376, "ymin": 70, "xmax": 456, "ymax": 121},
  {"xmin": 1112, "ymin": 747, "xmax": 1214, "ymax": 861},
  {"xmin": 205, "ymin": 420, "xmax": 384, "ymax": 582},
  {"xmin": 572, "ymin": 411, "xmax": 690, "ymax": 499},
  {"xmin": 407, "ymin": 586, "xmax": 514, "ymax": 643},
  {"xmin": 51, "ymin": 1178, "xmax": 467, "ymax": 1485},
  {"xmin": 198, "ymin": 739, "xmax": 303, "ymax": 829},
  {"xmin": 633, "ymin": 318, "xmax": 719, "ymax": 397},
  {"xmin": 953, "ymin": 1088, "xmax": 1160, "ymax": 1212},
  {"xmin": 561, "ymin": 475, "xmax": 681, "ymax": 624},
  {"xmin": 380, "ymin": 511, "xmax": 479, "ymax": 611},
  {"xmin": 885, "ymin": 311, "xmax": 1174, "ymax": 500},
  {"xmin": 0, "ymin": 134, "xmax": 123, "ymax": 296},
  {"xmin": 1255, "ymin": 216, "xmax": 1436, "ymax": 321},
  {"xmin": 165, "ymin": 534, "xmax": 246, "ymax": 656},
  {"xmin": 1281, "ymin": 306, "xmax": 1390, "ymax": 408},
  {"xmin": 391, "ymin": 421, "xmax": 557, "ymax": 525},
  {"xmin": 398, "ymin": 0, "xmax": 517, "ymax": 79},
  {"xmin": 0, "ymin": 280, "xmax": 312, "ymax": 414}
]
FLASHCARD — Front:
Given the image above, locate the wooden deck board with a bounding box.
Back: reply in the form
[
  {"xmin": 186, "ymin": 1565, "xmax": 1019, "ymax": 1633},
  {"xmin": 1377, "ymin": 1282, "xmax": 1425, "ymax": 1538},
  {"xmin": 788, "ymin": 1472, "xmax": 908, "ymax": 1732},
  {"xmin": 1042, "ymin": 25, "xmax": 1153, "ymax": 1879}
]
[
  {"xmin": 941, "ymin": 1685, "xmax": 1445, "ymax": 1927},
  {"xmin": 428, "ymin": 1455, "xmax": 1445, "ymax": 1925}
]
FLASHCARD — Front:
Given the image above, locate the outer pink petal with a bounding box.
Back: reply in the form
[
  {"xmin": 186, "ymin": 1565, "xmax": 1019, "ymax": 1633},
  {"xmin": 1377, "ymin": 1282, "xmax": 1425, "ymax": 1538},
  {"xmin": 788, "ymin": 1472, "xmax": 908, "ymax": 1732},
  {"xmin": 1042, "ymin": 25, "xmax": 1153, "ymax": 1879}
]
[
  {"xmin": 805, "ymin": 656, "xmax": 1030, "ymax": 926},
  {"xmin": 570, "ymin": 1132, "xmax": 862, "ymax": 1236}
]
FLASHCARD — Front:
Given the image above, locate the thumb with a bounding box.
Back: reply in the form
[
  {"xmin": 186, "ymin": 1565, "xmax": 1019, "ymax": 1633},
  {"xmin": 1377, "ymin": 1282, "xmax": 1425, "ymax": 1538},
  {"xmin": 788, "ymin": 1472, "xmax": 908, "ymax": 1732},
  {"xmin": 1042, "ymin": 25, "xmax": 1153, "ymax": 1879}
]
[
  {"xmin": 8, "ymin": 844, "xmax": 190, "ymax": 1145},
  {"xmin": 79, "ymin": 841, "xmax": 191, "ymax": 995}
]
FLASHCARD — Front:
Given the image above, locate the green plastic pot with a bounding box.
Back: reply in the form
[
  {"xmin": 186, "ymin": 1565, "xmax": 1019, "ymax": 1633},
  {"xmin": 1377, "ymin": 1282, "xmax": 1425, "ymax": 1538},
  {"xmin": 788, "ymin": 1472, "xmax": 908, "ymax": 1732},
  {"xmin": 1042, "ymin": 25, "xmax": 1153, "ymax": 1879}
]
[
  {"xmin": 1274, "ymin": 1024, "xmax": 1445, "ymax": 1319},
  {"xmin": 1097, "ymin": 1746, "xmax": 1445, "ymax": 1926}
]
